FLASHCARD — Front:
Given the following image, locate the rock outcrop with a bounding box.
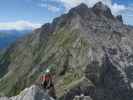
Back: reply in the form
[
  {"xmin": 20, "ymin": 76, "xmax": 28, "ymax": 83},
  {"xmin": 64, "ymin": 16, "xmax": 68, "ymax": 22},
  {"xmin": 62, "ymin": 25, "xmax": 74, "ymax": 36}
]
[
  {"xmin": 0, "ymin": 85, "xmax": 54, "ymax": 100},
  {"xmin": 73, "ymin": 95, "xmax": 92, "ymax": 100},
  {"xmin": 116, "ymin": 15, "xmax": 123, "ymax": 23}
]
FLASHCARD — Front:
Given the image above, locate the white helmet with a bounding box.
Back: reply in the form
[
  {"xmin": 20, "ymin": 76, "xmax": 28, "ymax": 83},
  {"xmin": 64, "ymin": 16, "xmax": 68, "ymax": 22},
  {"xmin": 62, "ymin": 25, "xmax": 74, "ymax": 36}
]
[{"xmin": 46, "ymin": 69, "xmax": 50, "ymax": 73}]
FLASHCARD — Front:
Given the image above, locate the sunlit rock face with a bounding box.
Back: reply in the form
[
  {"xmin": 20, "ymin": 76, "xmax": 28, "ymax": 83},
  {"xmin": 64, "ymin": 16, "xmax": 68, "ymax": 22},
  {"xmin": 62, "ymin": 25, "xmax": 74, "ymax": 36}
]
[{"xmin": 0, "ymin": 85, "xmax": 54, "ymax": 100}]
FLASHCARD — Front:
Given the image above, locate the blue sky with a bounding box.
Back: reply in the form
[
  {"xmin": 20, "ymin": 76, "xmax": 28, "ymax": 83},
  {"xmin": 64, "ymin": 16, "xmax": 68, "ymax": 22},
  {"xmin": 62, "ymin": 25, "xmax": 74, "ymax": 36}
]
[
  {"xmin": 0, "ymin": 0, "xmax": 133, "ymax": 30},
  {"xmin": 0, "ymin": 0, "xmax": 64, "ymax": 23}
]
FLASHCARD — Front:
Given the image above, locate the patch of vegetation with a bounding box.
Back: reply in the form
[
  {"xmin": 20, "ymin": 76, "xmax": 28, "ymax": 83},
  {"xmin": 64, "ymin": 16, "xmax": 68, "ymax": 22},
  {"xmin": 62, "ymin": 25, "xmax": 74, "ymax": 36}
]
[
  {"xmin": 0, "ymin": 51, "xmax": 11, "ymax": 78},
  {"xmin": 53, "ymin": 28, "xmax": 79, "ymax": 49},
  {"xmin": 63, "ymin": 71, "xmax": 83, "ymax": 86},
  {"xmin": 63, "ymin": 74, "xmax": 77, "ymax": 85},
  {"xmin": 0, "ymin": 75, "xmax": 17, "ymax": 96}
]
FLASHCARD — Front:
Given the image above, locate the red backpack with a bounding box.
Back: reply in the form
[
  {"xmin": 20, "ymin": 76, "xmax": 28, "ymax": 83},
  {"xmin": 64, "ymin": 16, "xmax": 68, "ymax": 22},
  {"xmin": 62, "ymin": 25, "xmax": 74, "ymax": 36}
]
[{"xmin": 40, "ymin": 74, "xmax": 50, "ymax": 82}]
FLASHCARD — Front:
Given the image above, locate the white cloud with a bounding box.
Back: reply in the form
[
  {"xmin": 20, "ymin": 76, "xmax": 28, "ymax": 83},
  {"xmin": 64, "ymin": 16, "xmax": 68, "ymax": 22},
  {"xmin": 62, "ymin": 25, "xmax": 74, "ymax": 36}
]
[
  {"xmin": 38, "ymin": 2, "xmax": 60, "ymax": 12},
  {"xmin": 47, "ymin": 4, "xmax": 60, "ymax": 12},
  {"xmin": 0, "ymin": 21, "xmax": 42, "ymax": 30},
  {"xmin": 126, "ymin": 5, "xmax": 133, "ymax": 12},
  {"xmin": 109, "ymin": 3, "xmax": 126, "ymax": 15},
  {"xmin": 39, "ymin": 3, "xmax": 47, "ymax": 7}
]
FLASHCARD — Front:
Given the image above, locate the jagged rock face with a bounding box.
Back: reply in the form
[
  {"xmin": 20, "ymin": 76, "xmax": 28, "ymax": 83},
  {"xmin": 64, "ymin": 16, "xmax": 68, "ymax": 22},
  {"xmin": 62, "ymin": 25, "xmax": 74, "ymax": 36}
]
[
  {"xmin": 92, "ymin": 2, "xmax": 113, "ymax": 18},
  {"xmin": 0, "ymin": 2, "xmax": 133, "ymax": 100},
  {"xmin": 0, "ymin": 85, "xmax": 54, "ymax": 100},
  {"xmin": 116, "ymin": 15, "xmax": 123, "ymax": 23}
]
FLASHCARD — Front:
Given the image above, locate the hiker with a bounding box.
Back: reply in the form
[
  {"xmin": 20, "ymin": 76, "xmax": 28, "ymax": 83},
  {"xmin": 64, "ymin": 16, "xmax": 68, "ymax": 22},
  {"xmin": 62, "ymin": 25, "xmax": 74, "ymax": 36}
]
[
  {"xmin": 40, "ymin": 68, "xmax": 56, "ymax": 99},
  {"xmin": 40, "ymin": 69, "xmax": 53, "ymax": 89}
]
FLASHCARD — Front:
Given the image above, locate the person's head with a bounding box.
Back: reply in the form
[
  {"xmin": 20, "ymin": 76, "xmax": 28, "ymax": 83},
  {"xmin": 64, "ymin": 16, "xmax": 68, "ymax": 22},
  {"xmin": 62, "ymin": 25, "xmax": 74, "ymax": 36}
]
[
  {"xmin": 45, "ymin": 68, "xmax": 50, "ymax": 75},
  {"xmin": 45, "ymin": 64, "xmax": 56, "ymax": 75}
]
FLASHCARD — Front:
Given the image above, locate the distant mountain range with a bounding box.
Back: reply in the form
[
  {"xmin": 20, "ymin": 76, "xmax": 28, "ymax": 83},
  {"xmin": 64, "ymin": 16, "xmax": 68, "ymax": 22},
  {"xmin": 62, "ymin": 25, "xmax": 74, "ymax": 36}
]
[{"xmin": 0, "ymin": 30, "xmax": 31, "ymax": 48}]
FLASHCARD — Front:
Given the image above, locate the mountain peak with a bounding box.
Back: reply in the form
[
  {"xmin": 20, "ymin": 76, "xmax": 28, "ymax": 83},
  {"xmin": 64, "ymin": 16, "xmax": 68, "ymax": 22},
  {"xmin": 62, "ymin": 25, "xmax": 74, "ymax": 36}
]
[
  {"xmin": 76, "ymin": 3, "xmax": 88, "ymax": 9},
  {"xmin": 93, "ymin": 2, "xmax": 110, "ymax": 11},
  {"xmin": 68, "ymin": 3, "xmax": 89, "ymax": 16},
  {"xmin": 68, "ymin": 2, "xmax": 114, "ymax": 20},
  {"xmin": 92, "ymin": 2, "xmax": 113, "ymax": 18}
]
